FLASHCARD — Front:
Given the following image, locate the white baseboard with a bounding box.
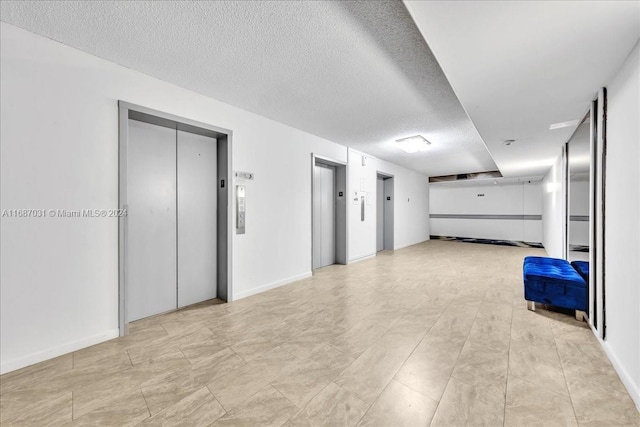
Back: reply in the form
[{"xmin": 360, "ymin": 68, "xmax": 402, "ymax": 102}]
[
  {"xmin": 348, "ymin": 253, "xmax": 376, "ymax": 264},
  {"xmin": 394, "ymin": 237, "xmax": 430, "ymax": 251},
  {"xmin": 601, "ymin": 341, "xmax": 640, "ymax": 411},
  {"xmin": 1, "ymin": 328, "xmax": 120, "ymax": 374},
  {"xmin": 233, "ymin": 271, "xmax": 312, "ymax": 301}
]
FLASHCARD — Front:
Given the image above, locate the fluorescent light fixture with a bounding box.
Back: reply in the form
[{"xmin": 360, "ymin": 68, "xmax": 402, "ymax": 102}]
[
  {"xmin": 395, "ymin": 135, "xmax": 431, "ymax": 153},
  {"xmin": 549, "ymin": 119, "xmax": 580, "ymax": 130}
]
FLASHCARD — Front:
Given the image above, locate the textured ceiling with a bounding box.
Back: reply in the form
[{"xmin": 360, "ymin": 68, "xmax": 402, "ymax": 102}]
[
  {"xmin": 0, "ymin": 0, "xmax": 498, "ymax": 177},
  {"xmin": 405, "ymin": 0, "xmax": 640, "ymax": 178}
]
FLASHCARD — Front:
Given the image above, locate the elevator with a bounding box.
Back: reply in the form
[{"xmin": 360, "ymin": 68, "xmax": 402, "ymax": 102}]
[
  {"xmin": 312, "ymin": 155, "xmax": 347, "ymax": 269},
  {"xmin": 119, "ymin": 102, "xmax": 231, "ymax": 332},
  {"xmin": 376, "ymin": 173, "xmax": 394, "ymax": 252}
]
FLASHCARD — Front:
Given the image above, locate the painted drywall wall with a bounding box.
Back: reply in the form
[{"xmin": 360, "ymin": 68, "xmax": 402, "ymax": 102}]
[
  {"xmin": 602, "ymin": 40, "xmax": 640, "ymax": 409},
  {"xmin": 375, "ymin": 158, "xmax": 430, "ymax": 250},
  {"xmin": 347, "ymin": 149, "xmax": 378, "ymax": 262},
  {"xmin": 541, "ymin": 152, "xmax": 565, "ymax": 258},
  {"xmin": 429, "ymin": 180, "xmax": 542, "ymax": 242},
  {"xmin": 345, "ymin": 150, "xmax": 430, "ymax": 261}
]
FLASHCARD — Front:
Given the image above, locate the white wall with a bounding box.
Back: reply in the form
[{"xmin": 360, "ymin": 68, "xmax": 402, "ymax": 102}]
[
  {"xmin": 347, "ymin": 149, "xmax": 377, "ymax": 261},
  {"xmin": 541, "ymin": 151, "xmax": 565, "ymax": 258},
  {"xmin": 346, "ymin": 149, "xmax": 430, "ymax": 261},
  {"xmin": 375, "ymin": 158, "xmax": 430, "ymax": 250},
  {"xmin": 429, "ymin": 180, "xmax": 542, "ymax": 242},
  {"xmin": 0, "ymin": 23, "xmax": 429, "ymax": 373},
  {"xmin": 602, "ymin": 39, "xmax": 640, "ymax": 409}
]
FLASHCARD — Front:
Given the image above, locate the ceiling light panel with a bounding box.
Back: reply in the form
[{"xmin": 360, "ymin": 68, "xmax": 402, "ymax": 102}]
[{"xmin": 395, "ymin": 135, "xmax": 431, "ymax": 153}]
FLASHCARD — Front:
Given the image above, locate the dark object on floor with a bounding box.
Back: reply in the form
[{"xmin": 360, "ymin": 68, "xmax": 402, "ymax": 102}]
[
  {"xmin": 431, "ymin": 235, "xmax": 543, "ymax": 248},
  {"xmin": 523, "ymin": 256, "xmax": 587, "ymax": 321}
]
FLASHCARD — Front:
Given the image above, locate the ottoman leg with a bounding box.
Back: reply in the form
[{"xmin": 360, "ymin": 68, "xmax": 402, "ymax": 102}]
[
  {"xmin": 575, "ymin": 310, "xmax": 586, "ymax": 321},
  {"xmin": 527, "ymin": 300, "xmax": 536, "ymax": 312}
]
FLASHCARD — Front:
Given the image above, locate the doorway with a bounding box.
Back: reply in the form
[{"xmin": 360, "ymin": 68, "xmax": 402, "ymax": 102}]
[
  {"xmin": 376, "ymin": 173, "xmax": 394, "ymax": 251},
  {"xmin": 312, "ymin": 155, "xmax": 347, "ymax": 269},
  {"xmin": 118, "ymin": 102, "xmax": 232, "ymax": 334}
]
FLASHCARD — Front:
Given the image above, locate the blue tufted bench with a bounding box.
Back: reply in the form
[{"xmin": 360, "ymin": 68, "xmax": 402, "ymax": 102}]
[
  {"xmin": 523, "ymin": 256, "xmax": 587, "ymax": 321},
  {"xmin": 571, "ymin": 260, "xmax": 590, "ymax": 283}
]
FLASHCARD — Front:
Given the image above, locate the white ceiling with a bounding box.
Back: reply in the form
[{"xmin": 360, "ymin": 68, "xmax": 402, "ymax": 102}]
[
  {"xmin": 404, "ymin": 0, "xmax": 640, "ymax": 178},
  {"xmin": 0, "ymin": 0, "xmax": 498, "ymax": 177}
]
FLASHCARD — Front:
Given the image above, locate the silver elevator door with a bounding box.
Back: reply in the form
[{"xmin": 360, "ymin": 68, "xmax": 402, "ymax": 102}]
[
  {"xmin": 177, "ymin": 130, "xmax": 217, "ymax": 307},
  {"xmin": 313, "ymin": 164, "xmax": 336, "ymax": 269},
  {"xmin": 128, "ymin": 120, "xmax": 218, "ymax": 322},
  {"xmin": 376, "ymin": 177, "xmax": 384, "ymax": 252},
  {"xmin": 128, "ymin": 120, "xmax": 177, "ymax": 321}
]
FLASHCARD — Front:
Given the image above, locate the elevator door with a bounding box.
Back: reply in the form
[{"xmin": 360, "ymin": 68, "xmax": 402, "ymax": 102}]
[
  {"xmin": 127, "ymin": 120, "xmax": 218, "ymax": 322},
  {"xmin": 128, "ymin": 120, "xmax": 177, "ymax": 321},
  {"xmin": 177, "ymin": 131, "xmax": 217, "ymax": 307},
  {"xmin": 377, "ymin": 177, "xmax": 384, "ymax": 252},
  {"xmin": 313, "ymin": 164, "xmax": 336, "ymax": 268}
]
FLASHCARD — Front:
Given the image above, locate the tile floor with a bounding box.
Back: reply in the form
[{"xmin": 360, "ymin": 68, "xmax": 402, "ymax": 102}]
[{"xmin": 1, "ymin": 240, "xmax": 638, "ymax": 426}]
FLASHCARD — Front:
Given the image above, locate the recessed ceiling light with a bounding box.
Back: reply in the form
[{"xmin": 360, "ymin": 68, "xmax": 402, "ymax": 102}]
[
  {"xmin": 504, "ymin": 139, "xmax": 516, "ymax": 146},
  {"xmin": 549, "ymin": 119, "xmax": 580, "ymax": 130},
  {"xmin": 395, "ymin": 135, "xmax": 431, "ymax": 153}
]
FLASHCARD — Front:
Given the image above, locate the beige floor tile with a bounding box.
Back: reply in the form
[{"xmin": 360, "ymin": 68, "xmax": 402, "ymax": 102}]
[
  {"xmin": 305, "ymin": 344, "xmax": 355, "ymax": 371},
  {"xmin": 179, "ymin": 339, "xmax": 232, "ymax": 365},
  {"xmin": 68, "ymin": 388, "xmax": 150, "ymax": 426},
  {"xmin": 190, "ymin": 347, "xmax": 248, "ymax": 388},
  {"xmin": 271, "ymin": 356, "xmax": 347, "ymax": 409},
  {"xmin": 141, "ymin": 386, "xmax": 226, "ymax": 426},
  {"xmin": 71, "ymin": 374, "xmax": 140, "ymax": 420},
  {"xmin": 504, "ymin": 375, "xmax": 577, "ymax": 427},
  {"xmin": 334, "ymin": 325, "xmax": 423, "ymax": 404},
  {"xmin": 71, "ymin": 349, "xmax": 188, "ymax": 418},
  {"xmin": 284, "ymin": 382, "xmax": 369, "ymax": 427},
  {"xmin": 1, "ymin": 354, "xmax": 73, "ymax": 399},
  {"xmin": 466, "ymin": 318, "xmax": 511, "ymax": 352},
  {"xmin": 430, "ymin": 377, "xmax": 505, "ymax": 427},
  {"xmin": 212, "ymin": 385, "xmax": 297, "ymax": 427},
  {"xmin": 230, "ymin": 326, "xmax": 295, "ymax": 362},
  {"xmin": 330, "ymin": 319, "xmax": 394, "ymax": 359},
  {"xmin": 280, "ymin": 326, "xmax": 345, "ymax": 360},
  {"xmin": 393, "ymin": 337, "xmax": 464, "ymax": 402},
  {"xmin": 356, "ymin": 379, "xmax": 437, "ymax": 427},
  {"xmin": 508, "ymin": 338, "xmax": 569, "ymax": 396},
  {"xmin": 141, "ymin": 367, "xmax": 201, "ymax": 416},
  {"xmin": 207, "ymin": 346, "xmax": 298, "ymax": 411},
  {"xmin": 0, "ymin": 389, "xmax": 72, "ymax": 426},
  {"xmin": 451, "ymin": 339, "xmax": 509, "ymax": 399},
  {"xmin": 564, "ymin": 370, "xmax": 640, "ymax": 426}
]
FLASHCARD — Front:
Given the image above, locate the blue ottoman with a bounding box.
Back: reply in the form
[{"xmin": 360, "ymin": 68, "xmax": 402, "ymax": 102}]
[
  {"xmin": 523, "ymin": 256, "xmax": 587, "ymax": 320},
  {"xmin": 571, "ymin": 260, "xmax": 590, "ymax": 283}
]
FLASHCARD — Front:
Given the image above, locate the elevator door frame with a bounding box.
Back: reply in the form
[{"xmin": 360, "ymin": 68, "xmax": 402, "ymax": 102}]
[
  {"xmin": 118, "ymin": 101, "xmax": 233, "ymax": 336},
  {"xmin": 311, "ymin": 154, "xmax": 348, "ymax": 270}
]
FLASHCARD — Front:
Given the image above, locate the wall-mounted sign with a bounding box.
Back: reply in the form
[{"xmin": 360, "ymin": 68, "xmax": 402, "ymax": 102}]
[{"xmin": 234, "ymin": 171, "xmax": 254, "ymax": 180}]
